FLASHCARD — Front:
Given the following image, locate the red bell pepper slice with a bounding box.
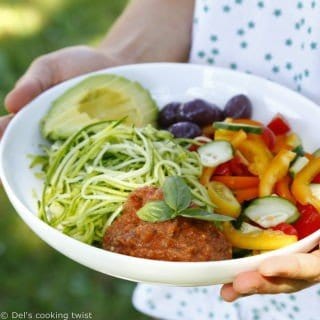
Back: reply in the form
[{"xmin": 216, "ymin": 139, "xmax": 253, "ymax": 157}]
[
  {"xmin": 214, "ymin": 162, "xmax": 232, "ymax": 176},
  {"xmin": 267, "ymin": 114, "xmax": 291, "ymax": 135},
  {"xmin": 272, "ymin": 223, "xmax": 298, "ymax": 237},
  {"xmin": 293, "ymin": 203, "xmax": 320, "ymax": 239},
  {"xmin": 229, "ymin": 156, "xmax": 252, "ymax": 176},
  {"xmin": 312, "ymin": 173, "xmax": 320, "ymax": 183}
]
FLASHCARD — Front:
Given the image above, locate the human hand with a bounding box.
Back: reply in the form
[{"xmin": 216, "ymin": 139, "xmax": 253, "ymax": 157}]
[
  {"xmin": 0, "ymin": 114, "xmax": 14, "ymax": 140},
  {"xmin": 220, "ymin": 245, "xmax": 320, "ymax": 301},
  {"xmin": 0, "ymin": 45, "xmax": 120, "ymax": 138}
]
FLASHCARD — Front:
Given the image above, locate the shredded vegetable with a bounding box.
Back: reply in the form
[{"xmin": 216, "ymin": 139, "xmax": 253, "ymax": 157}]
[{"xmin": 37, "ymin": 121, "xmax": 213, "ymax": 244}]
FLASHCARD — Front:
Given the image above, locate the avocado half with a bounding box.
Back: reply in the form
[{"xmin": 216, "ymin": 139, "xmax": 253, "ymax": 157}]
[{"xmin": 42, "ymin": 74, "xmax": 158, "ymax": 140}]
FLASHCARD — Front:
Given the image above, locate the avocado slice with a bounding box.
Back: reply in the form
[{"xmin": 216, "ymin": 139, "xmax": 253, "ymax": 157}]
[{"xmin": 42, "ymin": 74, "xmax": 158, "ymax": 140}]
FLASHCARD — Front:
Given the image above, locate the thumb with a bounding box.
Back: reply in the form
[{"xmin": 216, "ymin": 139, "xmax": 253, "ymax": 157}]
[
  {"xmin": 0, "ymin": 114, "xmax": 14, "ymax": 140},
  {"xmin": 5, "ymin": 56, "xmax": 54, "ymax": 114}
]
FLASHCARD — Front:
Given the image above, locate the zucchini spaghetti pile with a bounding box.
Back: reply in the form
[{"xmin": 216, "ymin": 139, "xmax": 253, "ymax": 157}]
[{"xmin": 38, "ymin": 121, "xmax": 213, "ymax": 244}]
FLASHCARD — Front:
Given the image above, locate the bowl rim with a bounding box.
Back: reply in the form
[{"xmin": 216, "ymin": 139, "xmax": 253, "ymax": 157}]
[{"xmin": 1, "ymin": 62, "xmax": 320, "ymax": 268}]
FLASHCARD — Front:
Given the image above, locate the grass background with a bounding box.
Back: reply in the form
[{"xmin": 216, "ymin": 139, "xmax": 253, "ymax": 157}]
[{"xmin": 0, "ymin": 1, "xmax": 149, "ymax": 319}]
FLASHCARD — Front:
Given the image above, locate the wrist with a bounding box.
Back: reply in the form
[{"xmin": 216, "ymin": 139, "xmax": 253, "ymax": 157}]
[
  {"xmin": 103, "ymin": 50, "xmax": 136, "ymax": 66},
  {"xmin": 97, "ymin": 42, "xmax": 139, "ymax": 66}
]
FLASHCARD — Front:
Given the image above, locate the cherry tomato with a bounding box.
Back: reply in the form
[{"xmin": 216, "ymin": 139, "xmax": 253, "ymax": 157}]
[
  {"xmin": 229, "ymin": 156, "xmax": 252, "ymax": 176},
  {"xmin": 188, "ymin": 144, "xmax": 199, "ymax": 152},
  {"xmin": 272, "ymin": 223, "xmax": 298, "ymax": 236},
  {"xmin": 261, "ymin": 127, "xmax": 276, "ymax": 150},
  {"xmin": 293, "ymin": 203, "xmax": 320, "ymax": 239},
  {"xmin": 214, "ymin": 162, "xmax": 232, "ymax": 176},
  {"xmin": 312, "ymin": 173, "xmax": 320, "ymax": 183},
  {"xmin": 267, "ymin": 114, "xmax": 291, "ymax": 135}
]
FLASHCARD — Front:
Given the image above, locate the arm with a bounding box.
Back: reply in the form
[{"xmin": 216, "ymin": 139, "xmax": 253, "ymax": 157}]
[
  {"xmin": 2, "ymin": 0, "xmax": 194, "ymax": 133},
  {"xmin": 99, "ymin": 0, "xmax": 195, "ymax": 63}
]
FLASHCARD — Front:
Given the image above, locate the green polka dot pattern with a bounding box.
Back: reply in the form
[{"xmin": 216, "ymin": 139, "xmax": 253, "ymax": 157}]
[
  {"xmin": 190, "ymin": 0, "xmax": 320, "ymax": 103},
  {"xmin": 132, "ymin": 283, "xmax": 320, "ymax": 320}
]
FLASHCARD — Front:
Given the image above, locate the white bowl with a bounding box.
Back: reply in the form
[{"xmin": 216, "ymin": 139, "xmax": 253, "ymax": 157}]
[{"xmin": 1, "ymin": 63, "xmax": 320, "ymax": 286}]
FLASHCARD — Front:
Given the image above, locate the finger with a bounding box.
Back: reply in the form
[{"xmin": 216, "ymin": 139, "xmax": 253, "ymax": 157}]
[
  {"xmin": 259, "ymin": 251, "xmax": 320, "ymax": 282},
  {"xmin": 5, "ymin": 46, "xmax": 113, "ymax": 114},
  {"xmin": 232, "ymin": 271, "xmax": 309, "ymax": 295},
  {"xmin": 5, "ymin": 56, "xmax": 54, "ymax": 113},
  {"xmin": 220, "ymin": 283, "xmax": 241, "ymax": 302},
  {"xmin": 0, "ymin": 114, "xmax": 14, "ymax": 139}
]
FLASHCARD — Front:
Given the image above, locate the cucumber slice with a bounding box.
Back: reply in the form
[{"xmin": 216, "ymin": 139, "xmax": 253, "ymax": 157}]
[
  {"xmin": 240, "ymin": 222, "xmax": 263, "ymax": 233},
  {"xmin": 292, "ymin": 145, "xmax": 305, "ymax": 157},
  {"xmin": 243, "ymin": 196, "xmax": 299, "ymax": 228},
  {"xmin": 289, "ymin": 156, "xmax": 309, "ymax": 177},
  {"xmin": 198, "ymin": 141, "xmax": 234, "ymax": 167},
  {"xmin": 207, "ymin": 181, "xmax": 241, "ymax": 218},
  {"xmin": 310, "ymin": 184, "xmax": 320, "ymax": 199},
  {"xmin": 313, "ymin": 148, "xmax": 320, "ymax": 158},
  {"xmin": 213, "ymin": 122, "xmax": 263, "ymax": 134}
]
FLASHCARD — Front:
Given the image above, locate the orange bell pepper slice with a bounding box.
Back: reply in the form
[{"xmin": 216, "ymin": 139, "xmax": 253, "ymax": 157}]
[
  {"xmin": 272, "ymin": 135, "xmax": 290, "ymax": 154},
  {"xmin": 304, "ymin": 152, "xmax": 314, "ymax": 160},
  {"xmin": 222, "ymin": 222, "xmax": 297, "ymax": 250},
  {"xmin": 234, "ymin": 187, "xmax": 259, "ymax": 203},
  {"xmin": 231, "ymin": 118, "xmax": 264, "ymax": 126},
  {"xmin": 259, "ymin": 149, "xmax": 296, "ymax": 197},
  {"xmin": 272, "ymin": 133, "xmax": 301, "ymax": 154},
  {"xmin": 292, "ymin": 157, "xmax": 320, "ymax": 212},
  {"xmin": 275, "ymin": 175, "xmax": 296, "ymax": 203},
  {"xmin": 212, "ymin": 176, "xmax": 259, "ymax": 189}
]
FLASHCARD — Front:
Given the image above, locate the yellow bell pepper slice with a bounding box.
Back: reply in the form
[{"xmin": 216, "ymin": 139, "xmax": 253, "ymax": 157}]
[
  {"xmin": 214, "ymin": 129, "xmax": 247, "ymax": 148},
  {"xmin": 200, "ymin": 166, "xmax": 215, "ymax": 186},
  {"xmin": 214, "ymin": 128, "xmax": 235, "ymax": 141},
  {"xmin": 238, "ymin": 139, "xmax": 273, "ymax": 177},
  {"xmin": 286, "ymin": 132, "xmax": 301, "ymax": 149},
  {"xmin": 230, "ymin": 130, "xmax": 247, "ymax": 148},
  {"xmin": 291, "ymin": 157, "xmax": 320, "ymax": 212},
  {"xmin": 259, "ymin": 149, "xmax": 296, "ymax": 197},
  {"xmin": 222, "ymin": 222, "xmax": 297, "ymax": 250},
  {"xmin": 207, "ymin": 181, "xmax": 241, "ymax": 218}
]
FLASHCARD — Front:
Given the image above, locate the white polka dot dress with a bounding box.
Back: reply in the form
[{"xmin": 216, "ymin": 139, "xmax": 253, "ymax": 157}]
[
  {"xmin": 190, "ymin": 0, "xmax": 320, "ymax": 104},
  {"xmin": 133, "ymin": 284, "xmax": 320, "ymax": 320},
  {"xmin": 133, "ymin": 1, "xmax": 320, "ymax": 319}
]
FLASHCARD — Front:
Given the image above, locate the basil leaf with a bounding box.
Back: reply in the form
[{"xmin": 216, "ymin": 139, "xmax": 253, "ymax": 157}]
[
  {"xmin": 136, "ymin": 200, "xmax": 176, "ymax": 222},
  {"xmin": 180, "ymin": 208, "xmax": 234, "ymax": 222},
  {"xmin": 163, "ymin": 176, "xmax": 192, "ymax": 212}
]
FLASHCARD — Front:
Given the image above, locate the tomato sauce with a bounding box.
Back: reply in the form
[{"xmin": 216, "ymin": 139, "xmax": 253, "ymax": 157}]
[{"xmin": 103, "ymin": 187, "xmax": 232, "ymax": 262}]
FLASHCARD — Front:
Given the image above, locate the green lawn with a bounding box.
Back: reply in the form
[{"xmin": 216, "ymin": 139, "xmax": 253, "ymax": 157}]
[{"xmin": 0, "ymin": 1, "xmax": 149, "ymax": 319}]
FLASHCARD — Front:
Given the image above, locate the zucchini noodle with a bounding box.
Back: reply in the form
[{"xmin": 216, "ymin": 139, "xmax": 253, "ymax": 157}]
[{"xmin": 38, "ymin": 121, "xmax": 214, "ymax": 244}]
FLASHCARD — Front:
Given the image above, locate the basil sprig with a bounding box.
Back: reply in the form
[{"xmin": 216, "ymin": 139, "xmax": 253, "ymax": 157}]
[{"xmin": 136, "ymin": 176, "xmax": 234, "ymax": 223}]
